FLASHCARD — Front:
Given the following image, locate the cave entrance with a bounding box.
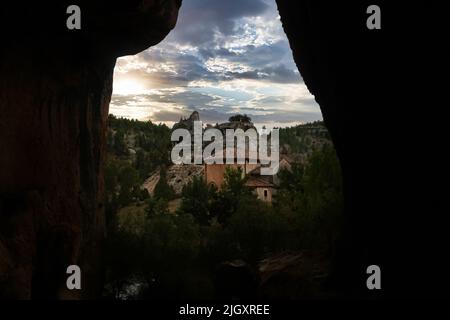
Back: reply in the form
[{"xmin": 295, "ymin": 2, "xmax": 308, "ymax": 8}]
[{"xmin": 105, "ymin": 0, "xmax": 342, "ymax": 299}]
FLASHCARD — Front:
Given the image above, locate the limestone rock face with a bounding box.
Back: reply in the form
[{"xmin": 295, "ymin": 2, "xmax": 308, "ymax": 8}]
[
  {"xmin": 172, "ymin": 111, "xmax": 201, "ymax": 133},
  {"xmin": 0, "ymin": 1, "xmax": 182, "ymax": 299},
  {"xmin": 189, "ymin": 111, "xmax": 200, "ymax": 122},
  {"xmin": 143, "ymin": 165, "xmax": 204, "ymax": 196}
]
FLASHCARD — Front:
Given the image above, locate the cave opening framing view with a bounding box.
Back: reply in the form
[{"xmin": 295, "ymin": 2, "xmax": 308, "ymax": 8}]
[{"xmin": 103, "ymin": 0, "xmax": 343, "ymax": 299}]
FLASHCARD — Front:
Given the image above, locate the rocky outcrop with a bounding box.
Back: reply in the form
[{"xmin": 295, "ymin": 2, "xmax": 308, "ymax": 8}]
[
  {"xmin": 0, "ymin": 1, "xmax": 182, "ymax": 299},
  {"xmin": 172, "ymin": 111, "xmax": 200, "ymax": 133},
  {"xmin": 143, "ymin": 165, "xmax": 204, "ymax": 196}
]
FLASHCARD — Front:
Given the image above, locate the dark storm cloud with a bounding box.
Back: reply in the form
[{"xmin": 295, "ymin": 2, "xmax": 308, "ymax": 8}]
[
  {"xmin": 292, "ymin": 96, "xmax": 318, "ymax": 107},
  {"xmin": 133, "ymin": 50, "xmax": 301, "ymax": 85},
  {"xmin": 251, "ymin": 110, "xmax": 322, "ymax": 124},
  {"xmin": 225, "ymin": 64, "xmax": 300, "ymax": 83},
  {"xmin": 151, "ymin": 109, "xmax": 186, "ymax": 122},
  {"xmin": 144, "ymin": 90, "xmax": 220, "ymax": 107},
  {"xmin": 259, "ymin": 64, "xmax": 301, "ymax": 83},
  {"xmin": 198, "ymin": 47, "xmax": 238, "ymax": 59},
  {"xmin": 113, "ymin": 90, "xmax": 220, "ymax": 108},
  {"xmin": 172, "ymin": 0, "xmax": 270, "ymax": 46},
  {"xmin": 225, "ymin": 42, "xmax": 292, "ymax": 68},
  {"xmin": 126, "ymin": 0, "xmax": 302, "ymax": 86}
]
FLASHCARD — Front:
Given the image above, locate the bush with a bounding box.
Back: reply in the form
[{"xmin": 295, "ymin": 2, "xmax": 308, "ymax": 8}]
[
  {"xmin": 179, "ymin": 175, "xmax": 215, "ymax": 225},
  {"xmin": 228, "ymin": 196, "xmax": 291, "ymax": 263}
]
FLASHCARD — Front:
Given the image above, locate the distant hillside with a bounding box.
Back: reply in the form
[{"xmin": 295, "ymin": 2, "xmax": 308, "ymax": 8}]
[
  {"xmin": 107, "ymin": 114, "xmax": 172, "ymax": 180},
  {"xmin": 107, "ymin": 115, "xmax": 332, "ymax": 170},
  {"xmin": 105, "ymin": 114, "xmax": 335, "ymax": 214},
  {"xmin": 103, "ymin": 114, "xmax": 343, "ymax": 300},
  {"xmin": 279, "ymin": 121, "xmax": 332, "ymax": 162}
]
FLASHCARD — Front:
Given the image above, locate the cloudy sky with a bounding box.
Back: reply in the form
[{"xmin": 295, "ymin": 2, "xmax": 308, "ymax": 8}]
[{"xmin": 110, "ymin": 0, "xmax": 322, "ymax": 129}]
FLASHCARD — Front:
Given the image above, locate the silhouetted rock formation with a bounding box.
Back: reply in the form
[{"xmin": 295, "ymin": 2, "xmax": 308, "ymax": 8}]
[
  {"xmin": 172, "ymin": 111, "xmax": 200, "ymax": 133},
  {"xmin": 275, "ymin": 0, "xmax": 364, "ymax": 296},
  {"xmin": 276, "ymin": 1, "xmax": 447, "ymax": 298}
]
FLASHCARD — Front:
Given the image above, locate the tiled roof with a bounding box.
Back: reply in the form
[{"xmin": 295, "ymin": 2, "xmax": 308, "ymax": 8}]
[{"xmin": 245, "ymin": 176, "xmax": 274, "ymax": 188}]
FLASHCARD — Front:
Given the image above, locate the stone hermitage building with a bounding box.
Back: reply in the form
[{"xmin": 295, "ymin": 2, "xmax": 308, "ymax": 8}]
[{"xmin": 171, "ymin": 112, "xmax": 290, "ymax": 203}]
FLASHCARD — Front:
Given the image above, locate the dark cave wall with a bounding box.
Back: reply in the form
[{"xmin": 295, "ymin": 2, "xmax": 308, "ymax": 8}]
[
  {"xmin": 0, "ymin": 57, "xmax": 114, "ymax": 298},
  {"xmin": 275, "ymin": 0, "xmax": 354, "ymax": 293},
  {"xmin": 0, "ymin": 0, "xmax": 182, "ymax": 298},
  {"xmin": 276, "ymin": 1, "xmax": 448, "ymax": 298},
  {"xmin": 275, "ymin": 0, "xmax": 394, "ymax": 296}
]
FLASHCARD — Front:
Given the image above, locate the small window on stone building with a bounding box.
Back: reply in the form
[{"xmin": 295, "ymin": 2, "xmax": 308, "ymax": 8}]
[{"xmin": 264, "ymin": 189, "xmax": 268, "ymax": 199}]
